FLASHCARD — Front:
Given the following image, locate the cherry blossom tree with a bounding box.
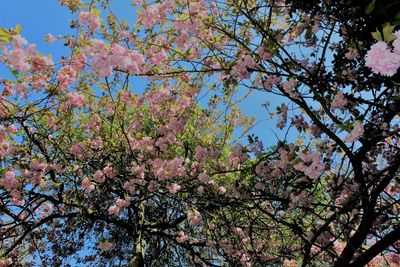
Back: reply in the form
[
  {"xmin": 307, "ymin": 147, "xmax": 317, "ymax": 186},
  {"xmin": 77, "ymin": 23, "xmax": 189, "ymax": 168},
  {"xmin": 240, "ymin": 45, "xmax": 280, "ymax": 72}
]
[
  {"xmin": 156, "ymin": 0, "xmax": 400, "ymax": 266},
  {"xmin": 129, "ymin": 0, "xmax": 400, "ymax": 265},
  {"xmin": 0, "ymin": 3, "xmax": 252, "ymax": 266},
  {"xmin": 1, "ymin": 0, "xmax": 400, "ymax": 266}
]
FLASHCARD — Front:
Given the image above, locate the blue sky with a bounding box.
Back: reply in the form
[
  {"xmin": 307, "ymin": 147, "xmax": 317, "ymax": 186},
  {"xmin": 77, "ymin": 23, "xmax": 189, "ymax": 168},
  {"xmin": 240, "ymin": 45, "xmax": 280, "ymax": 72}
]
[{"xmin": 0, "ymin": 1, "xmax": 287, "ymax": 147}]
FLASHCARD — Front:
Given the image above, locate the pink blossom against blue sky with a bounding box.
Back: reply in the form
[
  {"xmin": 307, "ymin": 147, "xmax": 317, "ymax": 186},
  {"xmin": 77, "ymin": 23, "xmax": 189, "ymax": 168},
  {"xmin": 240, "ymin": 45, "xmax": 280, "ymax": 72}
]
[{"xmin": 1, "ymin": 1, "xmax": 290, "ymax": 146}]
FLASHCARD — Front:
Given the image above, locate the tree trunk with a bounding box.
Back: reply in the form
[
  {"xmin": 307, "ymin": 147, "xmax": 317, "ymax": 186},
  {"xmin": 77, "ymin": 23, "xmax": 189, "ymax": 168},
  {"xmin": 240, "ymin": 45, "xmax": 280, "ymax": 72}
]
[
  {"xmin": 128, "ymin": 242, "xmax": 144, "ymax": 267},
  {"xmin": 129, "ymin": 202, "xmax": 146, "ymax": 267}
]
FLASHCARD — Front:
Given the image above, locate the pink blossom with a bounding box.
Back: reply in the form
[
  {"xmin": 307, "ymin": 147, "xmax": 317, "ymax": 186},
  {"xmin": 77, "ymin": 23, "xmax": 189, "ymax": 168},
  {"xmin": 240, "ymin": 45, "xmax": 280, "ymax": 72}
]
[
  {"xmin": 152, "ymin": 158, "xmax": 185, "ymax": 180},
  {"xmin": 60, "ymin": 0, "xmax": 69, "ymax": 6},
  {"xmin": 229, "ymin": 144, "xmax": 249, "ymax": 165},
  {"xmin": 2, "ymin": 35, "xmax": 31, "ymax": 71},
  {"xmin": 230, "ymin": 54, "xmax": 256, "ymax": 79},
  {"xmin": 261, "ymin": 76, "xmax": 281, "ymax": 91},
  {"xmin": 88, "ymin": 18, "xmax": 101, "ymax": 34},
  {"xmin": 72, "ymin": 54, "xmax": 86, "ymax": 71},
  {"xmin": 7, "ymin": 125, "xmax": 17, "ymax": 134},
  {"xmin": 83, "ymin": 114, "xmax": 100, "ymax": 132},
  {"xmin": 138, "ymin": 4, "xmax": 160, "ymax": 28},
  {"xmin": 46, "ymin": 33, "xmax": 55, "ymax": 44},
  {"xmin": 207, "ymin": 179, "xmax": 215, "ymax": 186},
  {"xmin": 0, "ymin": 171, "xmax": 21, "ymax": 190},
  {"xmin": 110, "ymin": 44, "xmax": 129, "ymax": 68},
  {"xmin": 108, "ymin": 205, "xmax": 120, "ymax": 215},
  {"xmin": 176, "ymin": 231, "xmax": 187, "ymax": 243},
  {"xmin": 168, "ymin": 119, "xmax": 185, "ymax": 134},
  {"xmin": 255, "ymin": 182, "xmax": 266, "ymax": 191},
  {"xmin": 155, "ymin": 138, "xmax": 168, "ymax": 151},
  {"xmin": 294, "ymin": 151, "xmax": 325, "ymax": 180},
  {"xmin": 57, "ymin": 65, "xmax": 76, "ymax": 90},
  {"xmin": 91, "ymin": 54, "xmax": 113, "ymax": 77},
  {"xmin": 127, "ymin": 51, "xmax": 145, "ymax": 75},
  {"xmin": 5, "ymin": 170, "xmax": 15, "ymax": 180},
  {"xmin": 147, "ymin": 180, "xmax": 159, "ymax": 192},
  {"xmin": 198, "ymin": 173, "xmax": 210, "ymax": 183},
  {"xmin": 29, "ymin": 161, "xmax": 47, "ymax": 184},
  {"xmin": 389, "ymin": 253, "xmax": 400, "ymax": 265},
  {"xmin": 131, "ymin": 165, "xmax": 145, "ymax": 179},
  {"xmin": 6, "ymin": 47, "xmax": 29, "ymax": 71},
  {"xmin": 11, "ymin": 197, "xmax": 24, "ymax": 206},
  {"xmin": 116, "ymin": 198, "xmax": 130, "ymax": 208},
  {"xmin": 217, "ymin": 186, "xmax": 227, "ymax": 195},
  {"xmin": 257, "ymin": 46, "xmax": 272, "ymax": 60},
  {"xmin": 195, "ymin": 146, "xmax": 208, "ymax": 162},
  {"xmin": 393, "ymin": 30, "xmax": 400, "ymax": 56},
  {"xmin": 13, "ymin": 35, "xmax": 28, "ymax": 48},
  {"xmin": 150, "ymin": 49, "xmax": 168, "ymax": 65},
  {"xmin": 167, "ymin": 183, "xmax": 182, "ymax": 194},
  {"xmin": 282, "ymin": 78, "xmax": 299, "ymax": 98},
  {"xmin": 194, "ymin": 146, "xmax": 219, "ymax": 162},
  {"xmin": 277, "ymin": 104, "xmax": 288, "ymax": 129},
  {"xmin": 344, "ymin": 121, "xmax": 364, "ymax": 143},
  {"xmin": 78, "ymin": 11, "xmax": 101, "ymax": 34},
  {"xmin": 66, "ymin": 92, "xmax": 85, "ymax": 108},
  {"xmin": 289, "ymin": 191, "xmax": 312, "ymax": 209},
  {"xmin": 99, "ymin": 242, "xmax": 114, "ymax": 251},
  {"xmin": 103, "ymin": 165, "xmax": 117, "ymax": 178},
  {"xmin": 242, "ymin": 237, "xmax": 251, "ymax": 245},
  {"xmin": 255, "ymin": 162, "xmax": 270, "ymax": 177},
  {"xmin": 70, "ymin": 142, "xmax": 87, "ymax": 160},
  {"xmin": 30, "ymin": 55, "xmax": 53, "ymax": 71},
  {"xmin": 210, "ymin": 2, "xmax": 217, "ymax": 11},
  {"xmin": 0, "ymin": 258, "xmax": 13, "ymax": 267},
  {"xmin": 90, "ymin": 137, "xmax": 103, "ymax": 149},
  {"xmin": 81, "ymin": 177, "xmax": 94, "ymax": 191},
  {"xmin": 187, "ymin": 209, "xmax": 202, "ymax": 225},
  {"xmin": 331, "ymin": 92, "xmax": 347, "ymax": 109},
  {"xmin": 83, "ymin": 39, "xmax": 105, "ymax": 57},
  {"xmin": 232, "ymin": 227, "xmax": 243, "ymax": 235},
  {"xmin": 119, "ymin": 90, "xmax": 132, "ymax": 104},
  {"xmin": 365, "ymin": 41, "xmax": 400, "ymax": 76},
  {"xmin": 240, "ymin": 253, "xmax": 252, "ymax": 267},
  {"xmin": 39, "ymin": 203, "xmax": 53, "ymax": 218},
  {"xmin": 207, "ymin": 240, "xmax": 216, "ymax": 247},
  {"xmin": 93, "ymin": 170, "xmax": 105, "ymax": 183}
]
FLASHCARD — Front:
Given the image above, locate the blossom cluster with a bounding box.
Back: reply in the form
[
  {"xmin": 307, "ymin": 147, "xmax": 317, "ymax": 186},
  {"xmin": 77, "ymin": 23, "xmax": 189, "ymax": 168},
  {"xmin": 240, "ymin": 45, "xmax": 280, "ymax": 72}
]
[
  {"xmin": 83, "ymin": 40, "xmax": 145, "ymax": 77},
  {"xmin": 365, "ymin": 31, "xmax": 400, "ymax": 76},
  {"xmin": 1, "ymin": 35, "xmax": 53, "ymax": 72}
]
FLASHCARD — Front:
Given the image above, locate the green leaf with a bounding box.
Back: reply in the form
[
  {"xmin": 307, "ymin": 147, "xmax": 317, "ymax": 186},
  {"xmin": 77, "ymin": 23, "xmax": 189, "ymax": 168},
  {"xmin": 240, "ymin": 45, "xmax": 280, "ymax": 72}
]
[
  {"xmin": 371, "ymin": 30, "xmax": 383, "ymax": 41},
  {"xmin": 10, "ymin": 68, "xmax": 20, "ymax": 79},
  {"xmin": 90, "ymin": 8, "xmax": 101, "ymax": 17},
  {"xmin": 51, "ymin": 181, "xmax": 62, "ymax": 187},
  {"xmin": 383, "ymin": 23, "xmax": 396, "ymax": 42},
  {"xmin": 0, "ymin": 27, "xmax": 11, "ymax": 42},
  {"xmin": 365, "ymin": 0, "xmax": 376, "ymax": 15},
  {"xmin": 0, "ymin": 36, "xmax": 10, "ymax": 42},
  {"xmin": 15, "ymin": 24, "xmax": 21, "ymax": 33},
  {"xmin": 0, "ymin": 28, "xmax": 8, "ymax": 35}
]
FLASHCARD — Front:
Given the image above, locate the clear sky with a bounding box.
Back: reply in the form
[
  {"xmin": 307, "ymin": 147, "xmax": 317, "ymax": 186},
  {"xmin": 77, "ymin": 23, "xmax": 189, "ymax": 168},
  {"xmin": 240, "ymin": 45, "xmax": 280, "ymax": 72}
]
[{"xmin": 0, "ymin": 1, "xmax": 289, "ymax": 147}]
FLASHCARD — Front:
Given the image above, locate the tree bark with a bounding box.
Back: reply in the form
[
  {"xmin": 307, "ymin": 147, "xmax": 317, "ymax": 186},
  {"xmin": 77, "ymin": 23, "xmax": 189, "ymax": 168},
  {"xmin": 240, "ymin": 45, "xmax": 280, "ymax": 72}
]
[
  {"xmin": 128, "ymin": 241, "xmax": 144, "ymax": 267},
  {"xmin": 129, "ymin": 202, "xmax": 146, "ymax": 267}
]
